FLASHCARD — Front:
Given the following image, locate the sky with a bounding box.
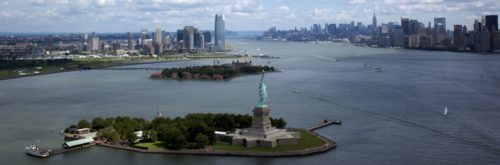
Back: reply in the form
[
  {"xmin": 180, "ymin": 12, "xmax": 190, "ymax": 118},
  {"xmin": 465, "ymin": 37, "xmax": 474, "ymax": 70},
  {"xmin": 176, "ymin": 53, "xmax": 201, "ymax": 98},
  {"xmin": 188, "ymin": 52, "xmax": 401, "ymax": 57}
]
[{"xmin": 0, "ymin": 0, "xmax": 498, "ymax": 33}]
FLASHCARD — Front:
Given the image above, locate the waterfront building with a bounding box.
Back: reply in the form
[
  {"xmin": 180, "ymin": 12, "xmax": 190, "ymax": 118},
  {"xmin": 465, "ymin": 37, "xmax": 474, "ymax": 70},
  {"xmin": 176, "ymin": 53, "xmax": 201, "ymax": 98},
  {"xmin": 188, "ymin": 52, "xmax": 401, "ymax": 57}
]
[
  {"xmin": 144, "ymin": 42, "xmax": 154, "ymax": 55},
  {"xmin": 485, "ymin": 15, "xmax": 498, "ymax": 32},
  {"xmin": 433, "ymin": 17, "xmax": 447, "ymax": 46},
  {"xmin": 88, "ymin": 32, "xmax": 99, "ymax": 51},
  {"xmin": 493, "ymin": 31, "xmax": 500, "ymax": 52},
  {"xmin": 214, "ymin": 14, "xmax": 225, "ymax": 52},
  {"xmin": 401, "ymin": 18, "xmax": 410, "ymax": 35},
  {"xmin": 434, "ymin": 17, "xmax": 446, "ymax": 31},
  {"xmin": 183, "ymin": 26, "xmax": 196, "ymax": 51},
  {"xmin": 203, "ymin": 31, "xmax": 212, "ymax": 43},
  {"xmin": 195, "ymin": 32, "xmax": 205, "ymax": 49},
  {"xmin": 221, "ymin": 72, "xmax": 300, "ymax": 148},
  {"xmin": 474, "ymin": 19, "xmax": 482, "ymax": 33},
  {"xmin": 485, "ymin": 15, "xmax": 498, "ymax": 51},
  {"xmin": 480, "ymin": 27, "xmax": 491, "ymax": 52},
  {"xmin": 327, "ymin": 24, "xmax": 337, "ymax": 34},
  {"xmin": 454, "ymin": 25, "xmax": 464, "ymax": 49},
  {"xmin": 164, "ymin": 35, "xmax": 173, "ymax": 49},
  {"xmin": 390, "ymin": 28, "xmax": 405, "ymax": 47},
  {"xmin": 127, "ymin": 32, "xmax": 134, "ymax": 50},
  {"xmin": 176, "ymin": 29, "xmax": 184, "ymax": 43},
  {"xmin": 140, "ymin": 28, "xmax": 149, "ymax": 50},
  {"xmin": 155, "ymin": 25, "xmax": 163, "ymax": 54},
  {"xmin": 82, "ymin": 33, "xmax": 88, "ymax": 51}
]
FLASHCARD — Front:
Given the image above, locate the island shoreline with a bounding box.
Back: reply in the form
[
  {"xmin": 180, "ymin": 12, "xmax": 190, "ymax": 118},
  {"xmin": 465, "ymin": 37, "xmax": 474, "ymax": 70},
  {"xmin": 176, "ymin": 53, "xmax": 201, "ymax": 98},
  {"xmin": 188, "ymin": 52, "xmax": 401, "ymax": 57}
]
[{"xmin": 95, "ymin": 128, "xmax": 336, "ymax": 157}]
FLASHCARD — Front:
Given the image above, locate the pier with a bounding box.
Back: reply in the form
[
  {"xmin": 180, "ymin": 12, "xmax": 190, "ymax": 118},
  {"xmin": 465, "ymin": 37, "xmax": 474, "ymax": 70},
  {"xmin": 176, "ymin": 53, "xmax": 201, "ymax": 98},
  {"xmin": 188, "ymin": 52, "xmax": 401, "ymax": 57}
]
[
  {"xmin": 306, "ymin": 120, "xmax": 341, "ymax": 131},
  {"xmin": 48, "ymin": 143, "xmax": 96, "ymax": 156}
]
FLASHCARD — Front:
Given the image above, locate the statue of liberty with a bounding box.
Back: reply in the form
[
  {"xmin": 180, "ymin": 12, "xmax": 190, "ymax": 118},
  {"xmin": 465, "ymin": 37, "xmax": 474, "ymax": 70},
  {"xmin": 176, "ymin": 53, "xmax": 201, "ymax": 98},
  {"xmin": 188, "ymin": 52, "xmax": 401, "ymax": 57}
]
[{"xmin": 256, "ymin": 70, "xmax": 268, "ymax": 108}]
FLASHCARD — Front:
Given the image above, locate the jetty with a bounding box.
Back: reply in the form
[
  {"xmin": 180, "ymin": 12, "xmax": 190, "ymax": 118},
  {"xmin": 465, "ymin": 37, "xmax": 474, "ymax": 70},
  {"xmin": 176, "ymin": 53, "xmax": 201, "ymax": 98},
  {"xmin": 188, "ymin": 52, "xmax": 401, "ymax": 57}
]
[
  {"xmin": 49, "ymin": 143, "xmax": 96, "ymax": 155},
  {"xmin": 306, "ymin": 120, "xmax": 342, "ymax": 131}
]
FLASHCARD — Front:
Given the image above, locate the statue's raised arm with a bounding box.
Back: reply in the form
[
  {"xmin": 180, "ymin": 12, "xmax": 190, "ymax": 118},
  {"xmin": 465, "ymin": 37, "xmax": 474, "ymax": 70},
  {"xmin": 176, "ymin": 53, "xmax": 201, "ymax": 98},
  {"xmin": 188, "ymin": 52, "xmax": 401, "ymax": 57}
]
[{"xmin": 256, "ymin": 70, "xmax": 268, "ymax": 108}]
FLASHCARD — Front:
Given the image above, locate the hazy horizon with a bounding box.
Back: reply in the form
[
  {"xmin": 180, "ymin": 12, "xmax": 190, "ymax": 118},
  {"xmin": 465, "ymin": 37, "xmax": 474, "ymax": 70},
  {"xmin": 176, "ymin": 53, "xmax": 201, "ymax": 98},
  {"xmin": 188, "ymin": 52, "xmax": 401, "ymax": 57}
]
[{"xmin": 0, "ymin": 0, "xmax": 498, "ymax": 33}]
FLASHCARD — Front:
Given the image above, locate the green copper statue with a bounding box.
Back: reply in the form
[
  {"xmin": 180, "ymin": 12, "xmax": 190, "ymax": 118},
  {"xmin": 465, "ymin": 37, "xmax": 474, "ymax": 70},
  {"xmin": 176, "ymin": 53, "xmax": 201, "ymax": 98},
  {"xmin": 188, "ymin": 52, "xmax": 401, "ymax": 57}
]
[{"xmin": 256, "ymin": 70, "xmax": 268, "ymax": 108}]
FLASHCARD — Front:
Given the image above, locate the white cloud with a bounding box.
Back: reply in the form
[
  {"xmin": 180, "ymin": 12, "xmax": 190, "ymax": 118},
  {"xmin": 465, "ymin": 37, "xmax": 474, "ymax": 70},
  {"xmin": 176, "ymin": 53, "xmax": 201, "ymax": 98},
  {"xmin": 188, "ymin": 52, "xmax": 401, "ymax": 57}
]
[
  {"xmin": 335, "ymin": 10, "xmax": 353, "ymax": 22},
  {"xmin": 310, "ymin": 8, "xmax": 333, "ymax": 21},
  {"xmin": 95, "ymin": 0, "xmax": 115, "ymax": 7},
  {"xmin": 277, "ymin": 5, "xmax": 290, "ymax": 11},
  {"xmin": 349, "ymin": 0, "xmax": 366, "ymax": 4}
]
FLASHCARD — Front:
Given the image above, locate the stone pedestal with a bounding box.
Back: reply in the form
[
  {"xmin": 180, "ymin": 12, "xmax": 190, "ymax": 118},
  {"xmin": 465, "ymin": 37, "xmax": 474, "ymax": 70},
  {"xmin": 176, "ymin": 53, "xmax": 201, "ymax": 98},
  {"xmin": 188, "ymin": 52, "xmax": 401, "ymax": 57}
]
[
  {"xmin": 240, "ymin": 107, "xmax": 287, "ymax": 139},
  {"xmin": 218, "ymin": 73, "xmax": 300, "ymax": 148}
]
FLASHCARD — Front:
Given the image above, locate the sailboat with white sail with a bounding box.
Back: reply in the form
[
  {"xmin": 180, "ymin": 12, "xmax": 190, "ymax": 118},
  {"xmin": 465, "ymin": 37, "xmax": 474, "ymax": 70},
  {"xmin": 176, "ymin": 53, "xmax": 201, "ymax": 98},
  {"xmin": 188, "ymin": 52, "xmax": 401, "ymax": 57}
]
[{"xmin": 443, "ymin": 106, "xmax": 448, "ymax": 115}]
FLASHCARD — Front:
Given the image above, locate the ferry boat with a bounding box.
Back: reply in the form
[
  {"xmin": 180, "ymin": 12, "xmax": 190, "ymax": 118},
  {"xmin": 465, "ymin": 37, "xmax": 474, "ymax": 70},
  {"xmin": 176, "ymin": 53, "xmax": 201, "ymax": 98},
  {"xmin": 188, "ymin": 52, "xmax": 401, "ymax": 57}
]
[{"xmin": 25, "ymin": 144, "xmax": 50, "ymax": 158}]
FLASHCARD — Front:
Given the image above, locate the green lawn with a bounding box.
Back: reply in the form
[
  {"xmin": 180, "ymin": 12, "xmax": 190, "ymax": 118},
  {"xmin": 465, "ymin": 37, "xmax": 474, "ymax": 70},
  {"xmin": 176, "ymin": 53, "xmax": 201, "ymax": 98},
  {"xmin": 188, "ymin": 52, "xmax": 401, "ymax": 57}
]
[
  {"xmin": 134, "ymin": 141, "xmax": 165, "ymax": 150},
  {"xmin": 0, "ymin": 57, "xmax": 171, "ymax": 80},
  {"xmin": 213, "ymin": 130, "xmax": 326, "ymax": 153}
]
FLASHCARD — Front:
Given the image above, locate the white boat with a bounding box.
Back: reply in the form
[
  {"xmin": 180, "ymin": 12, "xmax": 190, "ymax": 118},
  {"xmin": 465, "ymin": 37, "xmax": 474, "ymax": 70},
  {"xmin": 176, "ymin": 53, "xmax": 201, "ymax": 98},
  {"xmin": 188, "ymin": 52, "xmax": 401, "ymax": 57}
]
[
  {"xmin": 443, "ymin": 106, "xmax": 448, "ymax": 115},
  {"xmin": 25, "ymin": 144, "xmax": 50, "ymax": 158}
]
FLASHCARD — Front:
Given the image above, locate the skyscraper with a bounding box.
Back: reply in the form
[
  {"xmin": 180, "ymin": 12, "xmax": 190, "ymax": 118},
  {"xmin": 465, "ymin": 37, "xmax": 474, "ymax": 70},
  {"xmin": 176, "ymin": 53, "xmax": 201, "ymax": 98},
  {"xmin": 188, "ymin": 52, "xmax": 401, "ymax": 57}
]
[
  {"xmin": 203, "ymin": 31, "xmax": 212, "ymax": 43},
  {"xmin": 214, "ymin": 14, "xmax": 225, "ymax": 52},
  {"xmin": 434, "ymin": 17, "xmax": 446, "ymax": 31},
  {"xmin": 484, "ymin": 15, "xmax": 498, "ymax": 52},
  {"xmin": 401, "ymin": 18, "xmax": 410, "ymax": 35},
  {"xmin": 372, "ymin": 13, "xmax": 377, "ymax": 28},
  {"xmin": 453, "ymin": 25, "xmax": 463, "ymax": 48},
  {"xmin": 474, "ymin": 19, "xmax": 482, "ymax": 33},
  {"xmin": 196, "ymin": 32, "xmax": 205, "ymax": 49},
  {"xmin": 485, "ymin": 15, "xmax": 498, "ymax": 32},
  {"xmin": 434, "ymin": 17, "xmax": 447, "ymax": 45},
  {"xmin": 127, "ymin": 32, "xmax": 134, "ymax": 50},
  {"xmin": 183, "ymin": 26, "xmax": 196, "ymax": 51},
  {"xmin": 155, "ymin": 25, "xmax": 163, "ymax": 54},
  {"xmin": 88, "ymin": 32, "xmax": 99, "ymax": 51},
  {"xmin": 140, "ymin": 28, "xmax": 149, "ymax": 50}
]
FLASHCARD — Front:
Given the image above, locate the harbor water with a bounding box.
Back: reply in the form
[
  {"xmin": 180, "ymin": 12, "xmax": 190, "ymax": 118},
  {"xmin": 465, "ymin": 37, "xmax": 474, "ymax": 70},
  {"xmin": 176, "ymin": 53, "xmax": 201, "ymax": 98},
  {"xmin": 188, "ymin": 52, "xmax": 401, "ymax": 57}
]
[{"xmin": 1, "ymin": 40, "xmax": 500, "ymax": 164}]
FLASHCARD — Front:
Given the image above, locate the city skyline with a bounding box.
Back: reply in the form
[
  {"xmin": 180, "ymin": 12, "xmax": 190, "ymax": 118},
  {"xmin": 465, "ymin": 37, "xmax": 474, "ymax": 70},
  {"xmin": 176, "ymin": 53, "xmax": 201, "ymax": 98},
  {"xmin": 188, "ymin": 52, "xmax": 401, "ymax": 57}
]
[{"xmin": 0, "ymin": 0, "xmax": 499, "ymax": 33}]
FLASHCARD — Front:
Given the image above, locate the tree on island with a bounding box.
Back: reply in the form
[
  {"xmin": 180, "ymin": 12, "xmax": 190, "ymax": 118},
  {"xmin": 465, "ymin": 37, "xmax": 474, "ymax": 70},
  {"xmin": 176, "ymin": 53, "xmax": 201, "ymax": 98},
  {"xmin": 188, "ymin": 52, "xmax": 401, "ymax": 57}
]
[
  {"xmin": 194, "ymin": 133, "xmax": 210, "ymax": 146},
  {"xmin": 77, "ymin": 119, "xmax": 92, "ymax": 129},
  {"xmin": 92, "ymin": 117, "xmax": 106, "ymax": 131},
  {"xmin": 98, "ymin": 127, "xmax": 121, "ymax": 143},
  {"xmin": 160, "ymin": 65, "xmax": 274, "ymax": 80},
  {"xmin": 68, "ymin": 113, "xmax": 288, "ymax": 150},
  {"xmin": 270, "ymin": 117, "xmax": 287, "ymax": 129},
  {"xmin": 158, "ymin": 125, "xmax": 186, "ymax": 150}
]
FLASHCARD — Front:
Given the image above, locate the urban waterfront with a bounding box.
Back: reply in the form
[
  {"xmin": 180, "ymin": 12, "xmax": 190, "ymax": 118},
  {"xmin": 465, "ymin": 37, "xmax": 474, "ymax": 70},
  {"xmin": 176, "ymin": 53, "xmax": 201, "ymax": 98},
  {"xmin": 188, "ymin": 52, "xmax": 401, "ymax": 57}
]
[{"xmin": 1, "ymin": 40, "xmax": 500, "ymax": 164}]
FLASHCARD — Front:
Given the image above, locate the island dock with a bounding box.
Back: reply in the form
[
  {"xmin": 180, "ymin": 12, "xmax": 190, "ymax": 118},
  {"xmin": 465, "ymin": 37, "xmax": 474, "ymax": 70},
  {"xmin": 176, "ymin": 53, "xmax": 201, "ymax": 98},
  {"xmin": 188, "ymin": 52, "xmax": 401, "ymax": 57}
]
[
  {"xmin": 48, "ymin": 143, "xmax": 96, "ymax": 156},
  {"xmin": 306, "ymin": 120, "xmax": 342, "ymax": 131}
]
